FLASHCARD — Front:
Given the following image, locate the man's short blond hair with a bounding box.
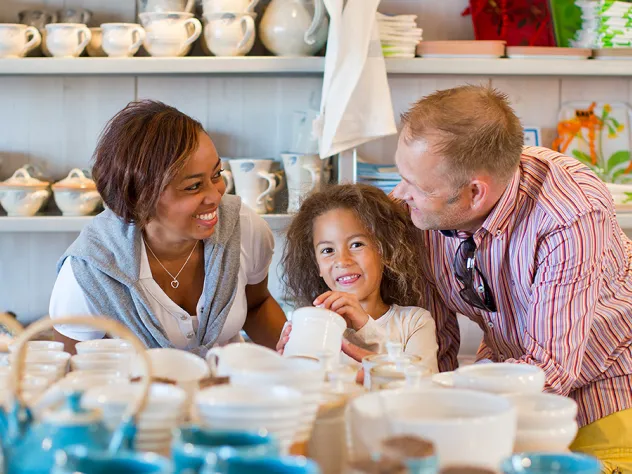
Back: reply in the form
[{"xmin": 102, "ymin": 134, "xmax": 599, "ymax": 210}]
[{"xmin": 401, "ymin": 85, "xmax": 524, "ymax": 184}]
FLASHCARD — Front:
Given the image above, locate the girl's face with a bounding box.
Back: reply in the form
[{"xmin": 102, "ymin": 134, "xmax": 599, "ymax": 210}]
[{"xmin": 313, "ymin": 208, "xmax": 384, "ymax": 303}]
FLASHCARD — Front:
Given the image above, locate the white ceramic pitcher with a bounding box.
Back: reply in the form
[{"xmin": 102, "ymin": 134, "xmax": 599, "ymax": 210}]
[
  {"xmin": 230, "ymin": 159, "xmax": 280, "ymax": 214},
  {"xmin": 281, "ymin": 153, "xmax": 322, "ymax": 213}
]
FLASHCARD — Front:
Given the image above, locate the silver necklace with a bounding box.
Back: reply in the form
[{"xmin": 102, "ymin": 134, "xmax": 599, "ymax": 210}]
[{"xmin": 143, "ymin": 238, "xmax": 198, "ymax": 289}]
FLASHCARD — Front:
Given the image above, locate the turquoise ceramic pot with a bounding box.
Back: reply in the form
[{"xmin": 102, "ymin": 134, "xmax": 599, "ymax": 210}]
[
  {"xmin": 501, "ymin": 453, "xmax": 602, "ymax": 474},
  {"xmin": 52, "ymin": 445, "xmax": 172, "ymax": 474},
  {"xmin": 208, "ymin": 455, "xmax": 320, "ymax": 474}
]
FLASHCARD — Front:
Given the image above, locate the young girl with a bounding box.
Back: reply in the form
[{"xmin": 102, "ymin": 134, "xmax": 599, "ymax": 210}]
[{"xmin": 276, "ymin": 183, "xmax": 438, "ymax": 374}]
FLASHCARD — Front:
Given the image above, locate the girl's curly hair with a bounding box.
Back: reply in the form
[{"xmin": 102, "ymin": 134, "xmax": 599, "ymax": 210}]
[{"xmin": 281, "ymin": 183, "xmax": 424, "ymax": 308}]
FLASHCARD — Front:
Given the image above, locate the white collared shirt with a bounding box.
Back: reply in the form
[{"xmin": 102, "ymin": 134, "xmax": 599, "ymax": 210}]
[{"xmin": 49, "ymin": 204, "xmax": 274, "ymax": 348}]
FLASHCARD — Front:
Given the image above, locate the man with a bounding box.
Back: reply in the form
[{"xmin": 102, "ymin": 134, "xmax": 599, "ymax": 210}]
[{"xmin": 343, "ymin": 85, "xmax": 632, "ymax": 471}]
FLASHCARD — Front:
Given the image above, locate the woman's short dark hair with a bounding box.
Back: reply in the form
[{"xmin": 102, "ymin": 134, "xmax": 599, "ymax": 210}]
[{"xmin": 92, "ymin": 100, "xmax": 205, "ymax": 227}]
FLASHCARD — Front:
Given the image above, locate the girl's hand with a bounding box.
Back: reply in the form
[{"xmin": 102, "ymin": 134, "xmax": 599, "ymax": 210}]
[
  {"xmin": 313, "ymin": 291, "xmax": 369, "ymax": 331},
  {"xmin": 276, "ymin": 322, "xmax": 292, "ymax": 355}
]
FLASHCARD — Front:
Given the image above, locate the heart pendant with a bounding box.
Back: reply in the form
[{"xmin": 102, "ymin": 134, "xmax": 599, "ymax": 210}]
[{"xmin": 171, "ymin": 280, "xmax": 179, "ymax": 289}]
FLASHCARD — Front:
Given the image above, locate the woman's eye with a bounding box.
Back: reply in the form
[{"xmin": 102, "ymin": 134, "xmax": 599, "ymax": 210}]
[
  {"xmin": 186, "ymin": 182, "xmax": 201, "ymax": 191},
  {"xmin": 212, "ymin": 169, "xmax": 224, "ymax": 180}
]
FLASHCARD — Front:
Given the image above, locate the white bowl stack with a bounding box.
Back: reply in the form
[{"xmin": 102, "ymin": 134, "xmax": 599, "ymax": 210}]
[
  {"xmin": 82, "ymin": 382, "xmax": 187, "ymax": 455},
  {"xmin": 451, "ymin": 362, "xmax": 546, "ymax": 395},
  {"xmin": 75, "ymin": 339, "xmax": 134, "ymax": 355},
  {"xmin": 376, "ymin": 12, "xmax": 422, "ymax": 58},
  {"xmin": 195, "ymin": 384, "xmax": 303, "ymax": 454},
  {"xmin": 229, "ymin": 357, "xmax": 326, "ymax": 445},
  {"xmin": 8, "ymin": 348, "xmax": 70, "ymax": 383},
  {"xmin": 0, "ymin": 366, "xmax": 49, "ymax": 406},
  {"xmin": 506, "ymin": 393, "xmax": 579, "ymax": 453},
  {"xmin": 70, "ymin": 352, "xmax": 132, "ymax": 378}
]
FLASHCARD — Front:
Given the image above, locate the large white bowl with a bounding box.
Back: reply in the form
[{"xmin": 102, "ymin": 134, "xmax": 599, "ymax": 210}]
[
  {"xmin": 8, "ymin": 341, "xmax": 64, "ymax": 353},
  {"xmin": 506, "ymin": 393, "xmax": 578, "ymax": 430},
  {"xmin": 196, "ymin": 383, "xmax": 302, "ymax": 409},
  {"xmin": 70, "ymin": 352, "xmax": 132, "ymax": 374},
  {"xmin": 206, "ymin": 342, "xmax": 286, "ymax": 376},
  {"xmin": 348, "ymin": 388, "xmax": 517, "ymax": 470},
  {"xmin": 83, "ymin": 382, "xmax": 187, "ymax": 411},
  {"xmin": 452, "ymin": 363, "xmax": 545, "ymax": 395}
]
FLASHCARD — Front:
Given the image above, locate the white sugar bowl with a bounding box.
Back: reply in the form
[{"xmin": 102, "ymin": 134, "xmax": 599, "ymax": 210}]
[
  {"xmin": 52, "ymin": 168, "xmax": 102, "ymax": 216},
  {"xmin": 0, "ymin": 165, "xmax": 50, "ymax": 216}
]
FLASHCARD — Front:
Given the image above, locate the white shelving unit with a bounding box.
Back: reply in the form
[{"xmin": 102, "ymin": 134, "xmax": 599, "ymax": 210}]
[
  {"xmin": 2, "ymin": 57, "xmax": 632, "ymax": 76},
  {"xmin": 0, "ymin": 213, "xmax": 293, "ymax": 233}
]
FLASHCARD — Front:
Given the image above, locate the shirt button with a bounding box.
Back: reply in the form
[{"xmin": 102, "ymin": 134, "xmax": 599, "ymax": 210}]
[
  {"xmin": 186, "ymin": 332, "xmax": 194, "ymax": 339},
  {"xmin": 487, "ymin": 321, "xmax": 494, "ymax": 329},
  {"xmin": 496, "ymin": 230, "xmax": 502, "ymax": 236}
]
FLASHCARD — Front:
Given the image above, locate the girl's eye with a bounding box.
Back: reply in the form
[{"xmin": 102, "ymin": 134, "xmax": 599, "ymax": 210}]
[
  {"xmin": 320, "ymin": 247, "xmax": 334, "ymax": 255},
  {"xmin": 351, "ymin": 241, "xmax": 365, "ymax": 249}
]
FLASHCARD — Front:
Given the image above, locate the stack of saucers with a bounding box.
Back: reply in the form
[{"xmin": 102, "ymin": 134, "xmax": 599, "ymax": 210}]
[
  {"xmin": 82, "ymin": 382, "xmax": 187, "ymax": 456},
  {"xmin": 376, "ymin": 12, "xmax": 422, "ymax": 58},
  {"xmin": 571, "ymin": 0, "xmax": 601, "ymax": 48},
  {"xmin": 195, "ymin": 384, "xmax": 303, "ymax": 454},
  {"xmin": 8, "ymin": 344, "xmax": 70, "ymax": 383},
  {"xmin": 598, "ymin": 0, "xmax": 632, "ymax": 47}
]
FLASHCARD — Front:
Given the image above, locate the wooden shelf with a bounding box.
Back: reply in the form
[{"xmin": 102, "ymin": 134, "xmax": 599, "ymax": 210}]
[
  {"xmin": 2, "ymin": 57, "xmax": 632, "ymax": 76},
  {"xmin": 0, "ymin": 213, "xmax": 293, "ymax": 232},
  {"xmin": 1, "ymin": 212, "xmax": 631, "ymax": 232}
]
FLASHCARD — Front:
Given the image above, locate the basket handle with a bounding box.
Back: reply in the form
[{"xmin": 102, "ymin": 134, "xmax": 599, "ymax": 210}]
[
  {"xmin": 0, "ymin": 313, "xmax": 24, "ymax": 337},
  {"xmin": 10, "ymin": 316, "xmax": 152, "ymax": 422}
]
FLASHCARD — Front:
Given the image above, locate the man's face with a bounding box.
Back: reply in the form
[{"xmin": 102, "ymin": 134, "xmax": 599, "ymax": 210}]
[{"xmin": 393, "ymin": 133, "xmax": 473, "ymax": 231}]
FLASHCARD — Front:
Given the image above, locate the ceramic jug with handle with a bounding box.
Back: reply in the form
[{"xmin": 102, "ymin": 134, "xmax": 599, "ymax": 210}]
[
  {"xmin": 259, "ymin": 0, "xmax": 328, "ymax": 56},
  {"xmin": 0, "ymin": 316, "xmax": 152, "ymax": 474}
]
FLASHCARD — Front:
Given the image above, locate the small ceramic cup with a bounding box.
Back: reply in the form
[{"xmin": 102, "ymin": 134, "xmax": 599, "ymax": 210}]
[
  {"xmin": 101, "ymin": 23, "xmax": 145, "ymax": 58},
  {"xmin": 203, "ymin": 12, "xmax": 255, "ymax": 57},
  {"xmin": 0, "ymin": 24, "xmax": 41, "ymax": 58},
  {"xmin": 139, "ymin": 12, "xmax": 201, "ymax": 57},
  {"xmin": 45, "ymin": 23, "xmax": 91, "ymax": 58}
]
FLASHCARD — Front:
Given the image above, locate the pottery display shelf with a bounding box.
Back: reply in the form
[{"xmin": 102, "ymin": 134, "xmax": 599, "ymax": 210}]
[
  {"xmin": 3, "ymin": 56, "xmax": 632, "ymax": 76},
  {"xmin": 0, "ymin": 213, "xmax": 293, "ymax": 232}
]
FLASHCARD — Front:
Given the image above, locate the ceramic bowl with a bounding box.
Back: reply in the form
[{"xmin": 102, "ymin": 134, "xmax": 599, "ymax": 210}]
[
  {"xmin": 8, "ymin": 340, "xmax": 64, "ymax": 353},
  {"xmin": 514, "ymin": 422, "xmax": 579, "ymax": 453},
  {"xmin": 0, "ymin": 166, "xmax": 50, "ymax": 217},
  {"xmin": 452, "ymin": 363, "xmax": 545, "ymax": 395},
  {"xmin": 75, "ymin": 339, "xmax": 134, "ymax": 354},
  {"xmin": 52, "ymin": 169, "xmax": 102, "ymax": 216},
  {"xmin": 506, "ymin": 393, "xmax": 578, "ymax": 430},
  {"xmin": 500, "ymin": 452, "xmax": 602, "ymax": 474},
  {"xmin": 348, "ymin": 388, "xmax": 517, "ymax": 470},
  {"xmin": 205, "ymin": 342, "xmax": 285, "ymax": 377}
]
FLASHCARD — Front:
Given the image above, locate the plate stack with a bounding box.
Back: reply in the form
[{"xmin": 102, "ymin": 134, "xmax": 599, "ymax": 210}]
[
  {"xmin": 357, "ymin": 161, "xmax": 401, "ymax": 195},
  {"xmin": 598, "ymin": 0, "xmax": 632, "ymax": 47},
  {"xmin": 376, "ymin": 12, "xmax": 422, "ymax": 58},
  {"xmin": 570, "ymin": 0, "xmax": 600, "ymax": 48}
]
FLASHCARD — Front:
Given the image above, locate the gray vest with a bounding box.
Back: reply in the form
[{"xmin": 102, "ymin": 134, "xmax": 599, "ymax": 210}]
[{"xmin": 57, "ymin": 195, "xmax": 242, "ymax": 357}]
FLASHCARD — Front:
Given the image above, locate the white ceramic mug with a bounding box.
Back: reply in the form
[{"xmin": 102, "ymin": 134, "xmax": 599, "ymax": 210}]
[
  {"xmin": 139, "ymin": 12, "xmax": 202, "ymax": 57},
  {"xmin": 202, "ymin": 0, "xmax": 259, "ymax": 14},
  {"xmin": 283, "ymin": 307, "xmax": 346, "ymax": 360},
  {"xmin": 203, "ymin": 13, "xmax": 255, "ymax": 57},
  {"xmin": 0, "ymin": 24, "xmax": 41, "ymax": 58},
  {"xmin": 101, "ymin": 23, "xmax": 145, "ymax": 58},
  {"xmin": 281, "ymin": 153, "xmax": 322, "ymax": 213},
  {"xmin": 230, "ymin": 159, "xmax": 279, "ymax": 214},
  {"xmin": 45, "ymin": 23, "xmax": 91, "ymax": 58},
  {"xmin": 138, "ymin": 0, "xmax": 195, "ymax": 14}
]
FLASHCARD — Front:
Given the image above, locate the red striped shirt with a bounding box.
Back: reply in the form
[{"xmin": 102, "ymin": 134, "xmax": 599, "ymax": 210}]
[{"xmin": 420, "ymin": 146, "xmax": 632, "ymax": 427}]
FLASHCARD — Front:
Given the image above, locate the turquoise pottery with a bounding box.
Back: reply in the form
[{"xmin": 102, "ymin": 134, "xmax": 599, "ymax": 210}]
[
  {"xmin": 209, "ymin": 455, "xmax": 321, "ymax": 474},
  {"xmin": 0, "ymin": 392, "xmax": 117, "ymax": 474},
  {"xmin": 405, "ymin": 455, "xmax": 440, "ymax": 474},
  {"xmin": 51, "ymin": 445, "xmax": 172, "ymax": 474},
  {"xmin": 172, "ymin": 426, "xmax": 278, "ymax": 474},
  {"xmin": 501, "ymin": 453, "xmax": 602, "ymax": 474}
]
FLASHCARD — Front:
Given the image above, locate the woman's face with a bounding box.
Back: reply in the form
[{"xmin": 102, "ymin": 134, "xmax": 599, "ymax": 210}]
[{"xmin": 151, "ymin": 132, "xmax": 227, "ymax": 242}]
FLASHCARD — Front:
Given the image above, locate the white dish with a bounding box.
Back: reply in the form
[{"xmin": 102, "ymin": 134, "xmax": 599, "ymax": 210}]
[
  {"xmin": 431, "ymin": 371, "xmax": 454, "ymax": 388},
  {"xmin": 75, "ymin": 339, "xmax": 134, "ymax": 354},
  {"xmin": 8, "ymin": 341, "xmax": 64, "ymax": 353},
  {"xmin": 453, "ymin": 363, "xmax": 545, "ymax": 395}
]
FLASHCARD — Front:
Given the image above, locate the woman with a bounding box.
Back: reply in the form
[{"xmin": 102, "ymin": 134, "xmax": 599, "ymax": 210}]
[{"xmin": 49, "ymin": 100, "xmax": 286, "ymax": 354}]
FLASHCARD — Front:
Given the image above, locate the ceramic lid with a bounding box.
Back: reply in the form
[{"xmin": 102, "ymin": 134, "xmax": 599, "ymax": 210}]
[
  {"xmin": 0, "ymin": 166, "xmax": 49, "ymax": 190},
  {"xmin": 52, "ymin": 168, "xmax": 97, "ymax": 191}
]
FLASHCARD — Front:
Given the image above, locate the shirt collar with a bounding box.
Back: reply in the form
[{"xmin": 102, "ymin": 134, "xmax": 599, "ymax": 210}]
[{"xmin": 481, "ymin": 166, "xmax": 521, "ymax": 239}]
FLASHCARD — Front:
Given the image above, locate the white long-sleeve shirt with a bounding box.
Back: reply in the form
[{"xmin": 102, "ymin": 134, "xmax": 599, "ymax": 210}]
[{"xmin": 344, "ymin": 304, "xmax": 439, "ymax": 374}]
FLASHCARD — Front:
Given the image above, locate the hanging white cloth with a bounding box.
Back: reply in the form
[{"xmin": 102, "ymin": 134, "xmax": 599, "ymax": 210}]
[{"xmin": 316, "ymin": 0, "xmax": 397, "ymax": 158}]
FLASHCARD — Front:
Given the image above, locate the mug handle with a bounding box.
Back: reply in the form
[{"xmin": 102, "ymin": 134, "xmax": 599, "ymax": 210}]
[
  {"xmin": 75, "ymin": 25, "xmax": 92, "ymax": 56},
  {"xmin": 246, "ymin": 0, "xmax": 260, "ymax": 12},
  {"xmin": 128, "ymin": 25, "xmax": 145, "ymax": 55},
  {"xmin": 303, "ymin": 164, "xmax": 321, "ymax": 192},
  {"xmin": 21, "ymin": 26, "xmax": 41, "ymax": 56},
  {"xmin": 184, "ymin": 0, "xmax": 196, "ymax": 13},
  {"xmin": 237, "ymin": 14, "xmax": 255, "ymax": 51},
  {"xmin": 255, "ymin": 171, "xmax": 277, "ymax": 206},
  {"xmin": 182, "ymin": 18, "xmax": 202, "ymax": 48},
  {"xmin": 223, "ymin": 170, "xmax": 234, "ymax": 194}
]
